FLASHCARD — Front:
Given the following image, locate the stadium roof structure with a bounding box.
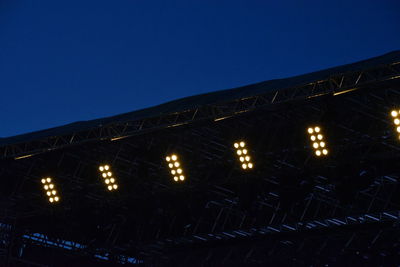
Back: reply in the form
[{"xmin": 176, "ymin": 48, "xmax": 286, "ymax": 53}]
[{"xmin": 1, "ymin": 51, "xmax": 400, "ymax": 266}]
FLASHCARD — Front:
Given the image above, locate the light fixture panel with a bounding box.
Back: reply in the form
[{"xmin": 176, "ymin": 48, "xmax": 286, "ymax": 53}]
[
  {"xmin": 307, "ymin": 126, "xmax": 329, "ymax": 157},
  {"xmin": 166, "ymin": 154, "xmax": 185, "ymax": 182},
  {"xmin": 391, "ymin": 109, "xmax": 400, "ymax": 139},
  {"xmin": 233, "ymin": 141, "xmax": 254, "ymax": 170},
  {"xmin": 99, "ymin": 164, "xmax": 118, "ymax": 191},
  {"xmin": 41, "ymin": 177, "xmax": 60, "ymax": 203}
]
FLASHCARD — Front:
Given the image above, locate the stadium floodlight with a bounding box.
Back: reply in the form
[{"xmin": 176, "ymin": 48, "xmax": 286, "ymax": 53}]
[
  {"xmin": 99, "ymin": 164, "xmax": 118, "ymax": 191},
  {"xmin": 391, "ymin": 109, "xmax": 400, "ymax": 139},
  {"xmin": 233, "ymin": 141, "xmax": 254, "ymax": 170},
  {"xmin": 166, "ymin": 154, "xmax": 185, "ymax": 182},
  {"xmin": 307, "ymin": 126, "xmax": 329, "ymax": 157},
  {"xmin": 41, "ymin": 177, "xmax": 60, "ymax": 203}
]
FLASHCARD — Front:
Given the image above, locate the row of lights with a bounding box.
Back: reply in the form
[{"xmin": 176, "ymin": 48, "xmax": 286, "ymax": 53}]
[
  {"xmin": 391, "ymin": 110, "xmax": 400, "ymax": 139},
  {"xmin": 166, "ymin": 154, "xmax": 185, "ymax": 182},
  {"xmin": 307, "ymin": 126, "xmax": 329, "ymax": 157},
  {"xmin": 165, "ymin": 141, "xmax": 254, "ymax": 183},
  {"xmin": 233, "ymin": 141, "xmax": 254, "ymax": 169},
  {"xmin": 39, "ymin": 111, "xmax": 400, "ymax": 203},
  {"xmin": 99, "ymin": 164, "xmax": 118, "ymax": 191},
  {"xmin": 41, "ymin": 164, "xmax": 119, "ymax": 204},
  {"xmin": 41, "ymin": 177, "xmax": 60, "ymax": 203}
]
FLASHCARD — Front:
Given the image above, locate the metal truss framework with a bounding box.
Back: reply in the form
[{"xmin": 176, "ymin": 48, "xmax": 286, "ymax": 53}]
[
  {"xmin": 1, "ymin": 208, "xmax": 398, "ymax": 266},
  {"xmin": 1, "ymin": 79, "xmax": 400, "ymax": 265},
  {"xmin": 139, "ymin": 171, "xmax": 400, "ymax": 255},
  {"xmin": 160, "ymin": 224, "xmax": 400, "ymax": 266},
  {"xmin": 0, "ymin": 225, "xmax": 142, "ymax": 266},
  {"xmin": 142, "ymin": 210, "xmax": 400, "ymax": 257},
  {"xmin": 151, "ymin": 210, "xmax": 400, "ymax": 247},
  {"xmin": 1, "ymin": 58, "xmax": 400, "ymax": 265},
  {"xmin": 1, "ymin": 61, "xmax": 399, "ymax": 159}
]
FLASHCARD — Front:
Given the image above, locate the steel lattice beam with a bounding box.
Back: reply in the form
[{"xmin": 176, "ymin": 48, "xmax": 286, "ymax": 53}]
[
  {"xmin": 1, "ymin": 62, "xmax": 399, "ymax": 159},
  {"xmin": 140, "ymin": 209, "xmax": 400, "ymax": 256}
]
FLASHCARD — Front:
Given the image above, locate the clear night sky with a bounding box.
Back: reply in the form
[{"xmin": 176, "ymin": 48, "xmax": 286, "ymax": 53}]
[{"xmin": 1, "ymin": 0, "xmax": 399, "ymax": 138}]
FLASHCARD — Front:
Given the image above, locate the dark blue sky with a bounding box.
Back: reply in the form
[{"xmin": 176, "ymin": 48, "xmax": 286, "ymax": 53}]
[{"xmin": 1, "ymin": 0, "xmax": 399, "ymax": 137}]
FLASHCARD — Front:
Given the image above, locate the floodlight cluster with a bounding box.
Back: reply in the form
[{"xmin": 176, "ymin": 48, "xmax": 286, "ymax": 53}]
[
  {"xmin": 391, "ymin": 109, "xmax": 400, "ymax": 139},
  {"xmin": 99, "ymin": 165, "xmax": 118, "ymax": 191},
  {"xmin": 307, "ymin": 126, "xmax": 329, "ymax": 157},
  {"xmin": 166, "ymin": 154, "xmax": 185, "ymax": 182},
  {"xmin": 34, "ymin": 112, "xmax": 400, "ymax": 204},
  {"xmin": 41, "ymin": 177, "xmax": 60, "ymax": 203},
  {"xmin": 233, "ymin": 141, "xmax": 254, "ymax": 170}
]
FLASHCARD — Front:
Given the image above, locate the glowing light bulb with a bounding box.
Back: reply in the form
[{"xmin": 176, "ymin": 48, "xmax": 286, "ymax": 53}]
[
  {"xmin": 171, "ymin": 155, "xmax": 177, "ymax": 161},
  {"xmin": 313, "ymin": 142, "xmax": 319, "ymax": 149},
  {"xmin": 315, "ymin": 150, "xmax": 322, "ymax": 156},
  {"xmin": 104, "ymin": 165, "xmax": 109, "ymax": 171},
  {"xmin": 391, "ymin": 110, "xmax": 398, "ymax": 117},
  {"xmin": 314, "ymin": 127, "xmax": 320, "ymax": 133},
  {"xmin": 248, "ymin": 163, "xmax": 253, "ymax": 168},
  {"xmin": 107, "ymin": 185, "xmax": 113, "ymax": 191},
  {"xmin": 166, "ymin": 156, "xmax": 171, "ymax": 162},
  {"xmin": 308, "ymin": 128, "xmax": 314, "ymax": 134},
  {"xmin": 240, "ymin": 142, "xmax": 245, "ymax": 147},
  {"xmin": 113, "ymin": 184, "xmax": 118, "ymax": 190},
  {"xmin": 242, "ymin": 163, "xmax": 247, "ymax": 169},
  {"xmin": 310, "ymin": 135, "xmax": 316, "ymax": 141},
  {"xmin": 174, "ymin": 176, "xmax": 178, "ymax": 182},
  {"xmin": 179, "ymin": 175, "xmax": 185, "ymax": 181},
  {"xmin": 174, "ymin": 162, "xmax": 180, "ymax": 167},
  {"xmin": 99, "ymin": 166, "xmax": 104, "ymax": 171},
  {"xmin": 41, "ymin": 179, "xmax": 46, "ymax": 184},
  {"xmin": 46, "ymin": 178, "xmax": 51, "ymax": 183},
  {"xmin": 234, "ymin": 143, "xmax": 239, "ymax": 148},
  {"xmin": 322, "ymin": 149, "xmax": 328, "ymax": 155}
]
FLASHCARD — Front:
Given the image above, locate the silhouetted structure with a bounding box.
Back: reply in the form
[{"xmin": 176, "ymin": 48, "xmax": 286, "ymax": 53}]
[{"xmin": 1, "ymin": 51, "xmax": 400, "ymax": 266}]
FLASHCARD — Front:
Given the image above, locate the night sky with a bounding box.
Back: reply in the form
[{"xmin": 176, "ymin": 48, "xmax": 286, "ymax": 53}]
[{"xmin": 1, "ymin": 0, "xmax": 399, "ymax": 137}]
